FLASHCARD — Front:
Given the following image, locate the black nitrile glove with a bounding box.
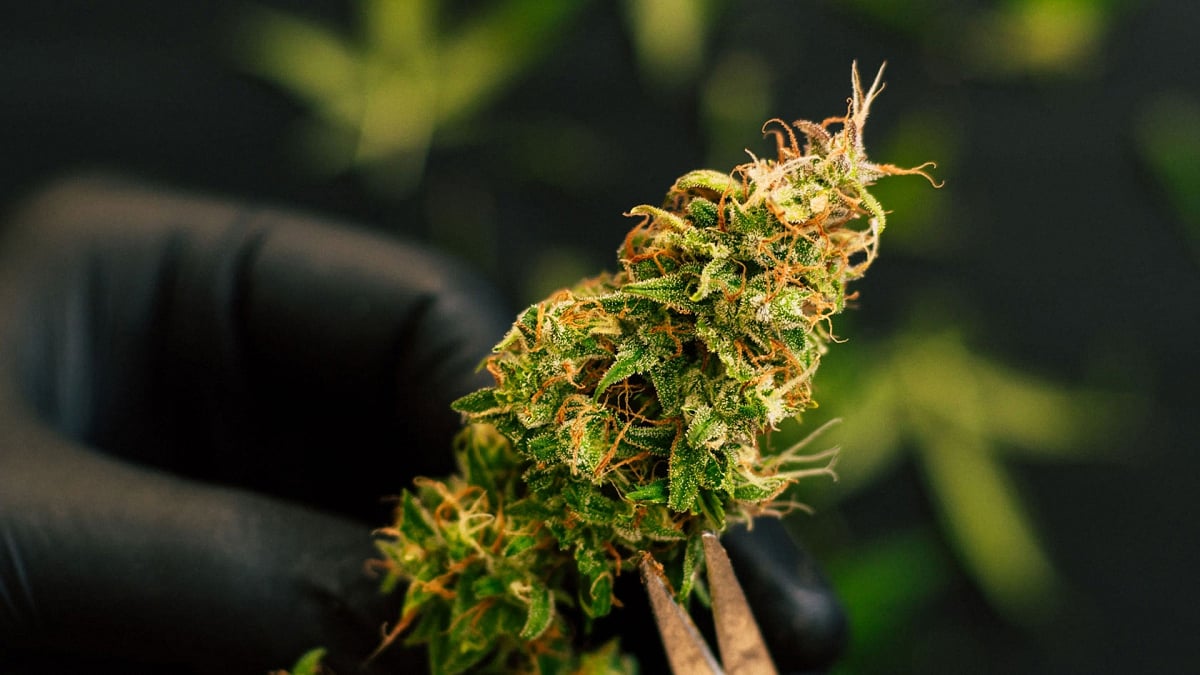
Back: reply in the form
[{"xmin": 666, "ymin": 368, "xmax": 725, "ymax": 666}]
[{"xmin": 0, "ymin": 177, "xmax": 843, "ymax": 674}]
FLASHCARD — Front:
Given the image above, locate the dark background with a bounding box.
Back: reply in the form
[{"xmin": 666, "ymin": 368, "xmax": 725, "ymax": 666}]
[{"xmin": 1, "ymin": 1, "xmax": 1196, "ymax": 673}]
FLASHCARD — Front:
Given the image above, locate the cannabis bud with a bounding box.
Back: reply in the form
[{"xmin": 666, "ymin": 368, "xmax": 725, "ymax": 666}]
[{"xmin": 371, "ymin": 64, "xmax": 932, "ymax": 674}]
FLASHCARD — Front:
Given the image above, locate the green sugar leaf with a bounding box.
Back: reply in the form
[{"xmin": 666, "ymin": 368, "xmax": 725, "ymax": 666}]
[
  {"xmin": 585, "ymin": 571, "xmax": 614, "ymax": 618},
  {"xmin": 668, "ymin": 438, "xmax": 706, "ymax": 512},
  {"xmin": 728, "ymin": 200, "xmax": 773, "ymax": 236},
  {"xmin": 649, "ymin": 357, "xmax": 689, "ymax": 416},
  {"xmin": 678, "ymin": 532, "xmax": 705, "ymax": 601},
  {"xmin": 472, "ymin": 575, "xmax": 507, "ymax": 599},
  {"xmin": 574, "ymin": 545, "xmax": 615, "ymax": 618},
  {"xmin": 691, "ymin": 257, "xmax": 739, "ymax": 302},
  {"xmin": 519, "ymin": 580, "xmax": 556, "ymax": 640},
  {"xmin": 398, "ymin": 490, "xmax": 437, "ymax": 544},
  {"xmin": 502, "ymin": 534, "xmax": 539, "ymax": 558},
  {"xmin": 526, "ymin": 430, "xmax": 559, "ymax": 462},
  {"xmin": 731, "ymin": 472, "xmax": 790, "ymax": 503},
  {"xmin": 620, "ymin": 423, "xmax": 678, "ymax": 455},
  {"xmin": 625, "ymin": 478, "xmax": 669, "ymax": 503},
  {"xmin": 687, "ymin": 197, "xmax": 720, "ymax": 228},
  {"xmin": 594, "ymin": 343, "xmax": 656, "ymax": 399},
  {"xmin": 622, "ymin": 271, "xmax": 702, "ymax": 313},
  {"xmin": 563, "ymin": 481, "xmax": 623, "ymax": 523},
  {"xmin": 627, "ymin": 204, "xmax": 691, "ymax": 232},
  {"xmin": 286, "ymin": 647, "xmax": 327, "ymax": 675},
  {"xmin": 674, "ymin": 169, "xmax": 744, "ymax": 199},
  {"xmin": 451, "ymin": 387, "xmax": 501, "ymax": 415}
]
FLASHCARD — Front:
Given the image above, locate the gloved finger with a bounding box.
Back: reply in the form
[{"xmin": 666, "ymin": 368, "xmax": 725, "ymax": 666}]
[
  {"xmin": 722, "ymin": 518, "xmax": 846, "ymax": 672},
  {"xmin": 1, "ymin": 175, "xmax": 510, "ymax": 521},
  {"xmin": 0, "ymin": 428, "xmax": 418, "ymax": 674}
]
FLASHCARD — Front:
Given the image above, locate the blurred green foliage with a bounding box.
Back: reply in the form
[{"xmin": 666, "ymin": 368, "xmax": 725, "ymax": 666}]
[
  {"xmin": 840, "ymin": 0, "xmax": 1127, "ymax": 78},
  {"xmin": 964, "ymin": 0, "xmax": 1116, "ymax": 77},
  {"xmin": 865, "ymin": 108, "xmax": 962, "ymax": 256},
  {"xmin": 795, "ymin": 321, "xmax": 1134, "ymax": 620},
  {"xmin": 1136, "ymin": 92, "xmax": 1200, "ymax": 258},
  {"xmin": 700, "ymin": 50, "xmax": 774, "ymax": 168},
  {"xmin": 622, "ymin": 0, "xmax": 724, "ymax": 89},
  {"xmin": 824, "ymin": 529, "xmax": 952, "ymax": 674},
  {"xmin": 236, "ymin": 0, "xmax": 584, "ymax": 193}
]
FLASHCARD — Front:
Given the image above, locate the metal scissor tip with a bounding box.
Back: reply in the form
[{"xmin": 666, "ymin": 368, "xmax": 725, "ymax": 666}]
[{"xmin": 640, "ymin": 532, "xmax": 778, "ymax": 675}]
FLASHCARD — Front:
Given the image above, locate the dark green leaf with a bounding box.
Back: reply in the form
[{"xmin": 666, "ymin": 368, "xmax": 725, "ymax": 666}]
[
  {"xmin": 698, "ymin": 489, "xmax": 726, "ymax": 530},
  {"xmin": 398, "ymin": 490, "xmax": 437, "ymax": 544},
  {"xmin": 472, "ymin": 575, "xmax": 507, "ymax": 599}
]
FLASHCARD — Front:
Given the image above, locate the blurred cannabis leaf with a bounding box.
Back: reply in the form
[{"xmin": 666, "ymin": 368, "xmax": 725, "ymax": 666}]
[
  {"xmin": 838, "ymin": 0, "xmax": 1126, "ymax": 79},
  {"xmin": 621, "ymin": 0, "xmax": 723, "ymax": 89},
  {"xmin": 796, "ymin": 319, "xmax": 1135, "ymax": 623},
  {"xmin": 236, "ymin": 0, "xmax": 584, "ymax": 192},
  {"xmin": 1135, "ymin": 91, "xmax": 1200, "ymax": 259},
  {"xmin": 272, "ymin": 647, "xmax": 327, "ymax": 675}
]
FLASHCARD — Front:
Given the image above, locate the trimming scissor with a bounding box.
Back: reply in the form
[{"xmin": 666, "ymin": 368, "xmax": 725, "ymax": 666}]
[{"xmin": 640, "ymin": 532, "xmax": 778, "ymax": 675}]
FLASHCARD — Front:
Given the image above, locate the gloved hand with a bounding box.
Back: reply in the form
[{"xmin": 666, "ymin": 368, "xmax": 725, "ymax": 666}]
[{"xmin": 0, "ymin": 177, "xmax": 844, "ymax": 674}]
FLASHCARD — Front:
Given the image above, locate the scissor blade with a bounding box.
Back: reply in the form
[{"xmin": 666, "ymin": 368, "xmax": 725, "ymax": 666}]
[
  {"xmin": 639, "ymin": 556, "xmax": 724, "ymax": 675},
  {"xmin": 702, "ymin": 532, "xmax": 779, "ymax": 675}
]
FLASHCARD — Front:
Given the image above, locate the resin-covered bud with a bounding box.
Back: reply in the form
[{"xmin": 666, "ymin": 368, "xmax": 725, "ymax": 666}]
[{"xmin": 372, "ymin": 63, "xmax": 934, "ymax": 674}]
